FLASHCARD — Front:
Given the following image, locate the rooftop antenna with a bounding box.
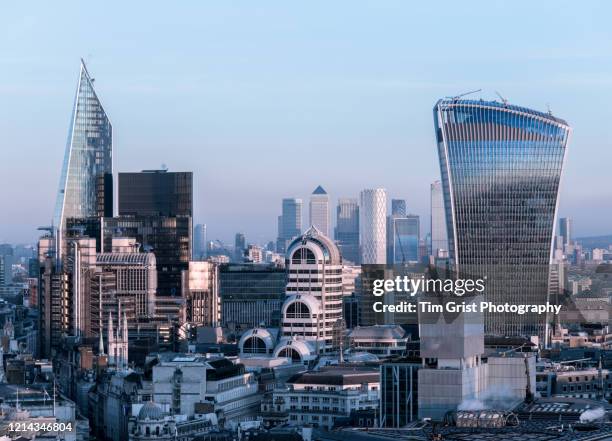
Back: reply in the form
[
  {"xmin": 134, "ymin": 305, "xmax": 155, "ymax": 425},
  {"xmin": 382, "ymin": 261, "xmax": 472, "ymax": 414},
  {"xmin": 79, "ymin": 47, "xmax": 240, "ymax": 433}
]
[
  {"xmin": 546, "ymin": 103, "xmax": 552, "ymax": 115},
  {"xmin": 447, "ymin": 89, "xmax": 482, "ymax": 101},
  {"xmin": 495, "ymin": 91, "xmax": 508, "ymax": 106}
]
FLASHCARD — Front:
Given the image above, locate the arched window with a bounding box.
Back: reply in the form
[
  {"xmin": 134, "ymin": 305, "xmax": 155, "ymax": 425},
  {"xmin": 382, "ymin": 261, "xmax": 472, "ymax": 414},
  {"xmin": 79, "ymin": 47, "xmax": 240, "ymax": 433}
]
[
  {"xmin": 278, "ymin": 347, "xmax": 302, "ymax": 362},
  {"xmin": 286, "ymin": 301, "xmax": 311, "ymax": 319},
  {"xmin": 243, "ymin": 336, "xmax": 268, "ymax": 354},
  {"xmin": 291, "ymin": 247, "xmax": 316, "ymax": 264}
]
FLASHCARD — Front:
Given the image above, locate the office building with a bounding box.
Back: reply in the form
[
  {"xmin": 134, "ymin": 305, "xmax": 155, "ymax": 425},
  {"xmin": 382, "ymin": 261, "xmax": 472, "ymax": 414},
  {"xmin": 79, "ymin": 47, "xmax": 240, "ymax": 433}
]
[
  {"xmin": 309, "ymin": 185, "xmax": 329, "ymax": 237},
  {"xmin": 348, "ymin": 325, "xmax": 409, "ymax": 357},
  {"xmin": 181, "ymin": 261, "xmax": 219, "ymax": 326},
  {"xmin": 276, "ymin": 198, "xmax": 302, "ymax": 254},
  {"xmin": 102, "ymin": 216, "xmax": 191, "ymax": 303},
  {"xmin": 152, "ymin": 355, "xmax": 259, "ymax": 422},
  {"xmin": 559, "ymin": 217, "xmax": 573, "ymax": 248},
  {"xmin": 193, "ymin": 224, "xmax": 207, "ymax": 260},
  {"xmin": 391, "ymin": 199, "xmax": 406, "ymax": 217},
  {"xmin": 219, "ymin": 263, "xmax": 286, "ymax": 330},
  {"xmin": 359, "ymin": 189, "xmax": 387, "ymax": 264},
  {"xmin": 234, "ymin": 233, "xmax": 246, "ymax": 262},
  {"xmin": 115, "ymin": 169, "xmax": 193, "ymax": 305},
  {"xmin": 0, "ymin": 246, "xmax": 14, "ymax": 287},
  {"xmin": 96, "ymin": 251, "xmax": 157, "ymax": 326},
  {"xmin": 272, "ymin": 367, "xmax": 379, "ymax": 429},
  {"xmin": 387, "ymin": 215, "xmax": 420, "ymax": 264},
  {"xmin": 118, "ymin": 170, "xmax": 192, "ymax": 217},
  {"xmin": 245, "ymin": 244, "xmax": 264, "ymax": 263},
  {"xmin": 53, "ymin": 60, "xmax": 112, "ymax": 263},
  {"xmin": 434, "ymin": 98, "xmax": 570, "ymax": 338},
  {"xmin": 430, "ymin": 180, "xmax": 448, "ymax": 257},
  {"xmin": 335, "ymin": 198, "xmax": 360, "ymax": 264},
  {"xmin": 281, "ymin": 226, "xmax": 343, "ymax": 353},
  {"xmin": 38, "ymin": 236, "xmax": 97, "ymax": 357},
  {"xmin": 380, "ymin": 359, "xmax": 420, "ymax": 427}
]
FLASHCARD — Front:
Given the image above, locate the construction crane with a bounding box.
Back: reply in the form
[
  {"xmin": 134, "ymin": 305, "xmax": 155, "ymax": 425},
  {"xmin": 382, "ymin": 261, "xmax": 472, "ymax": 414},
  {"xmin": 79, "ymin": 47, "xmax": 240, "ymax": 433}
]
[
  {"xmin": 495, "ymin": 91, "xmax": 508, "ymax": 106},
  {"xmin": 447, "ymin": 89, "xmax": 482, "ymax": 101}
]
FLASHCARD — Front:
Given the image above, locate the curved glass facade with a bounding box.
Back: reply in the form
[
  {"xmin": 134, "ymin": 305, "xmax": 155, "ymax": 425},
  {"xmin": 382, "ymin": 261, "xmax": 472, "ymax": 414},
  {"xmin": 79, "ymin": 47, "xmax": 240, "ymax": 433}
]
[
  {"xmin": 53, "ymin": 60, "xmax": 113, "ymax": 260},
  {"xmin": 434, "ymin": 99, "xmax": 570, "ymax": 337}
]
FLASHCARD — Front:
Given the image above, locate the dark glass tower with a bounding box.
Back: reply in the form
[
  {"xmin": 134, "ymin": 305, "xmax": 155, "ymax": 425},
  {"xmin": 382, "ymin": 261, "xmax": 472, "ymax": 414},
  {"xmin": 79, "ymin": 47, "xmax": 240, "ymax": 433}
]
[
  {"xmin": 113, "ymin": 170, "xmax": 193, "ymax": 300},
  {"xmin": 434, "ymin": 99, "xmax": 570, "ymax": 338},
  {"xmin": 118, "ymin": 170, "xmax": 193, "ymax": 217},
  {"xmin": 53, "ymin": 59, "xmax": 112, "ymax": 261}
]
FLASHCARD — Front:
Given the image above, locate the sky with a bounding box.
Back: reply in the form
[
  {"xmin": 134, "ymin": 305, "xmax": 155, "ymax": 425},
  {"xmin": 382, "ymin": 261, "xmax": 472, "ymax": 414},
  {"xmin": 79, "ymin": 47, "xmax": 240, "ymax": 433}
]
[{"xmin": 1, "ymin": 1, "xmax": 611, "ymax": 245}]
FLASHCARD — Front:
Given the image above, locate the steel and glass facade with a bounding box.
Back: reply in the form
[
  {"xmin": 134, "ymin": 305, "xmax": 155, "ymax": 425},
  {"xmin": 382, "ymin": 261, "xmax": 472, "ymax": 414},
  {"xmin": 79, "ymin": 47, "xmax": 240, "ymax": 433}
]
[
  {"xmin": 434, "ymin": 99, "xmax": 570, "ymax": 338},
  {"xmin": 53, "ymin": 60, "xmax": 112, "ymax": 262},
  {"xmin": 430, "ymin": 180, "xmax": 448, "ymax": 256},
  {"xmin": 335, "ymin": 198, "xmax": 360, "ymax": 264},
  {"xmin": 276, "ymin": 198, "xmax": 303, "ymax": 254},
  {"xmin": 388, "ymin": 215, "xmax": 420, "ymax": 264},
  {"xmin": 118, "ymin": 170, "xmax": 193, "ymax": 217},
  {"xmin": 359, "ymin": 188, "xmax": 387, "ymax": 265}
]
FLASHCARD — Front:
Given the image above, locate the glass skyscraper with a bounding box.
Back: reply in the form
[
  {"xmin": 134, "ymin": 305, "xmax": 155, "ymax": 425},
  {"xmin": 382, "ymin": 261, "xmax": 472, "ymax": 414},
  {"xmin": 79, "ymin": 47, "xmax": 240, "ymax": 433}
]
[
  {"xmin": 276, "ymin": 198, "xmax": 302, "ymax": 254},
  {"xmin": 309, "ymin": 185, "xmax": 329, "ymax": 237},
  {"xmin": 434, "ymin": 99, "xmax": 570, "ymax": 338},
  {"xmin": 391, "ymin": 199, "xmax": 406, "ymax": 217},
  {"xmin": 118, "ymin": 170, "xmax": 193, "ymax": 217},
  {"xmin": 430, "ymin": 180, "xmax": 448, "ymax": 257},
  {"xmin": 359, "ymin": 188, "xmax": 387, "ymax": 264},
  {"xmin": 388, "ymin": 215, "xmax": 420, "ymax": 264},
  {"xmin": 335, "ymin": 198, "xmax": 360, "ymax": 264},
  {"xmin": 559, "ymin": 217, "xmax": 572, "ymax": 248},
  {"xmin": 53, "ymin": 60, "xmax": 112, "ymax": 261}
]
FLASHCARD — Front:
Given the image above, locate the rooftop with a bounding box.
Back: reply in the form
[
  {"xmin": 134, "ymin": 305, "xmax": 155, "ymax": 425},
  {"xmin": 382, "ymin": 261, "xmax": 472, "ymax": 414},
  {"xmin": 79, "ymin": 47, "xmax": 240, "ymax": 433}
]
[
  {"xmin": 435, "ymin": 98, "xmax": 569, "ymax": 127},
  {"xmin": 312, "ymin": 185, "xmax": 327, "ymax": 195},
  {"xmin": 287, "ymin": 366, "xmax": 379, "ymax": 386}
]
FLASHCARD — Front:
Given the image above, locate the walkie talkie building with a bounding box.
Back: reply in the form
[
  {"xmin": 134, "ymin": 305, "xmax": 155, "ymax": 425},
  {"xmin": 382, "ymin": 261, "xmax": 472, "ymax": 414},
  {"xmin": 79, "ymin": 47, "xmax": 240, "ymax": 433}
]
[{"xmin": 434, "ymin": 99, "xmax": 570, "ymax": 338}]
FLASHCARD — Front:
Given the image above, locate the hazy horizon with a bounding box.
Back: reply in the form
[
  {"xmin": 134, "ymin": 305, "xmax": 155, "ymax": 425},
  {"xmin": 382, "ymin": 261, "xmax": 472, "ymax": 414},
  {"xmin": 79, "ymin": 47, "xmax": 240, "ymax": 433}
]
[{"xmin": 2, "ymin": 1, "xmax": 611, "ymax": 245}]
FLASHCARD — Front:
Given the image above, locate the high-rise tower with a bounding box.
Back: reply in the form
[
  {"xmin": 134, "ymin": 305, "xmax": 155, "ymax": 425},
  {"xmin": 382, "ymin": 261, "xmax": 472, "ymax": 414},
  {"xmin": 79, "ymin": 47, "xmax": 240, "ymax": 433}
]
[
  {"xmin": 359, "ymin": 189, "xmax": 387, "ymax": 264},
  {"xmin": 53, "ymin": 59, "xmax": 112, "ymax": 262},
  {"xmin": 309, "ymin": 185, "xmax": 329, "ymax": 237},
  {"xmin": 391, "ymin": 199, "xmax": 406, "ymax": 217},
  {"xmin": 276, "ymin": 198, "xmax": 302, "ymax": 254},
  {"xmin": 559, "ymin": 217, "xmax": 572, "ymax": 248},
  {"xmin": 335, "ymin": 198, "xmax": 360, "ymax": 264},
  {"xmin": 430, "ymin": 180, "xmax": 448, "ymax": 257},
  {"xmin": 434, "ymin": 98, "xmax": 570, "ymax": 338}
]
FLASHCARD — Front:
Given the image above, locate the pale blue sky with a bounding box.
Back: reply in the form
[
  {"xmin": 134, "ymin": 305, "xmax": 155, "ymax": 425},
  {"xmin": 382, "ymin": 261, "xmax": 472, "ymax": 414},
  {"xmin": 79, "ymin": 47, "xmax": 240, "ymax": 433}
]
[{"xmin": 1, "ymin": 1, "xmax": 611, "ymax": 244}]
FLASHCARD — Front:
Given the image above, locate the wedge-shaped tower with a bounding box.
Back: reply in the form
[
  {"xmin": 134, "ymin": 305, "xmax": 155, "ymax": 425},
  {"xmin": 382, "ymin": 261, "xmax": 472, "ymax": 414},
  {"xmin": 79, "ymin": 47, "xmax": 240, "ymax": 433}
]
[{"xmin": 53, "ymin": 59, "xmax": 113, "ymax": 261}]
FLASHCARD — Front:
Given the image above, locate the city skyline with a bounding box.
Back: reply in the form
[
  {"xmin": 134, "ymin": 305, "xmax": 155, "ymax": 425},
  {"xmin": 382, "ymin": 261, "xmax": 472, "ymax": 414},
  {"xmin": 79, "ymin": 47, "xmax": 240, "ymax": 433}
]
[{"xmin": 2, "ymin": 2, "xmax": 612, "ymax": 245}]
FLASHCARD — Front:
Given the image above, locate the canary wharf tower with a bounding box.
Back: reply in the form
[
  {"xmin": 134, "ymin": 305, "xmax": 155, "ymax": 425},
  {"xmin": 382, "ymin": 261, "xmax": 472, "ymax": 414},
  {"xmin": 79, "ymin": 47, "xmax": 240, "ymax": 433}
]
[
  {"xmin": 434, "ymin": 99, "xmax": 570, "ymax": 339},
  {"xmin": 53, "ymin": 60, "xmax": 113, "ymax": 262}
]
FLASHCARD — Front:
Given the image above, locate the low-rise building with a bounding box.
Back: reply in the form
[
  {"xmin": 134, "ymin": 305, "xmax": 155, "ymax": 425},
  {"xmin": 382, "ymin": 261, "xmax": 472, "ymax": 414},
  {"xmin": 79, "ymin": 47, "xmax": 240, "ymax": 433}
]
[
  {"xmin": 347, "ymin": 326, "xmax": 408, "ymax": 357},
  {"xmin": 271, "ymin": 366, "xmax": 379, "ymax": 430}
]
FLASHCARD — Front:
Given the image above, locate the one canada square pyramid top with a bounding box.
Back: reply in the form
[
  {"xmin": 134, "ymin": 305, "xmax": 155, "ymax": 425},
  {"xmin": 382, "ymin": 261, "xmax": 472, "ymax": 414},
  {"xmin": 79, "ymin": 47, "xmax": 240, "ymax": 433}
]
[
  {"xmin": 53, "ymin": 59, "xmax": 113, "ymax": 258},
  {"xmin": 434, "ymin": 97, "xmax": 570, "ymax": 339}
]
